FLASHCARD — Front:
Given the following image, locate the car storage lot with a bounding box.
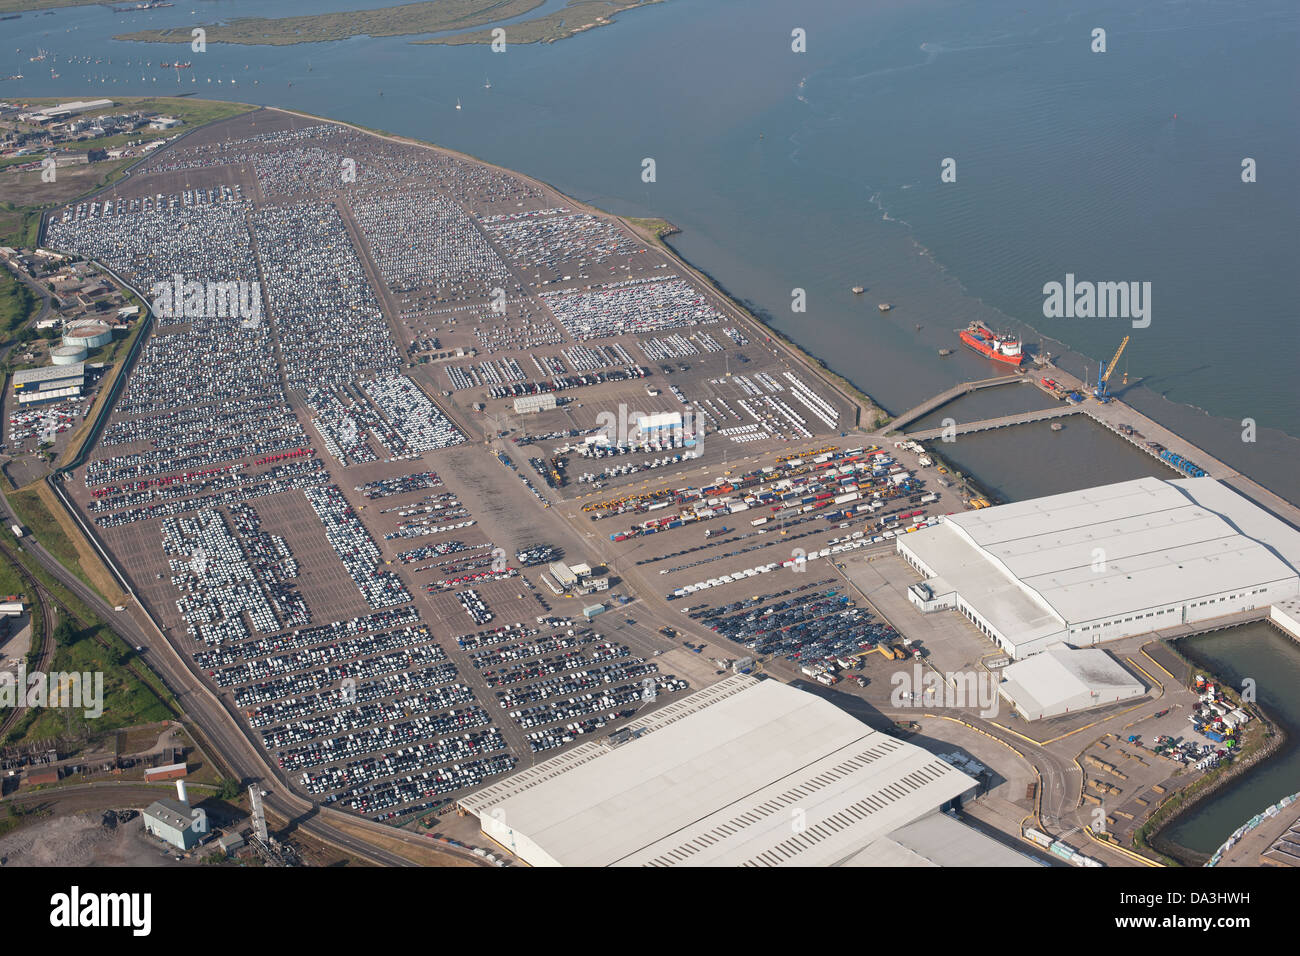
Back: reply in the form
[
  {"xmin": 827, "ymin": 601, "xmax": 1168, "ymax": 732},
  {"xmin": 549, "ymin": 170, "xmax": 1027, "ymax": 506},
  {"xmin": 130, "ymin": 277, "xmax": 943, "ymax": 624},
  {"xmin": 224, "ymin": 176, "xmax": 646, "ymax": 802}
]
[{"xmin": 44, "ymin": 106, "xmax": 965, "ymax": 828}]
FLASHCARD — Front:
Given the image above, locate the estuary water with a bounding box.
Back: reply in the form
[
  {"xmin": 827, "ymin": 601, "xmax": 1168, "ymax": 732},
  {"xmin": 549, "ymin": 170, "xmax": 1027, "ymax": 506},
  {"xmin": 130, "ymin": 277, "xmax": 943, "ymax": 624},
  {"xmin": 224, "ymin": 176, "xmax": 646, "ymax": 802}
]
[{"xmin": 3, "ymin": 0, "xmax": 1297, "ymax": 500}]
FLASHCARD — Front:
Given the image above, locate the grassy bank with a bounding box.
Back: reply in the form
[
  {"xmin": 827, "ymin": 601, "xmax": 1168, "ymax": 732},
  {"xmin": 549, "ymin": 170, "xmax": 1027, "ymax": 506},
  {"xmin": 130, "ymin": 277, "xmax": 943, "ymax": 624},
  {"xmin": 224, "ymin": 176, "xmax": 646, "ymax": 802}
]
[
  {"xmin": 116, "ymin": 0, "xmax": 543, "ymax": 45},
  {"xmin": 624, "ymin": 216, "xmax": 680, "ymax": 243},
  {"xmin": 420, "ymin": 0, "xmax": 662, "ymax": 45},
  {"xmin": 2, "ymin": 615, "xmax": 172, "ymax": 746},
  {"xmin": 8, "ymin": 483, "xmax": 125, "ymax": 604},
  {"xmin": 0, "ymin": 271, "xmax": 37, "ymax": 337}
]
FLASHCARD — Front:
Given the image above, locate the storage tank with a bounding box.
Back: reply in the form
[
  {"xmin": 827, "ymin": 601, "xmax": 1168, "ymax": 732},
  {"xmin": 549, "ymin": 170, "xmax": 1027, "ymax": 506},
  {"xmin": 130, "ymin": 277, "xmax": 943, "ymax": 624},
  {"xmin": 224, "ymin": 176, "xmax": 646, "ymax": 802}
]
[
  {"xmin": 50, "ymin": 343, "xmax": 88, "ymax": 365},
  {"xmin": 62, "ymin": 320, "xmax": 113, "ymax": 349}
]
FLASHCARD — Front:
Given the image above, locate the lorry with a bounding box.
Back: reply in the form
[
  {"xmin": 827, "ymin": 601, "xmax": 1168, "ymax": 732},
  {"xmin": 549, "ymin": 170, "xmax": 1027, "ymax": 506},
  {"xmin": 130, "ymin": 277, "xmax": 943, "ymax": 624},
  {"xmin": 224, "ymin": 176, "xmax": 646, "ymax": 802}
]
[{"xmin": 10, "ymin": 524, "xmax": 22, "ymax": 538}]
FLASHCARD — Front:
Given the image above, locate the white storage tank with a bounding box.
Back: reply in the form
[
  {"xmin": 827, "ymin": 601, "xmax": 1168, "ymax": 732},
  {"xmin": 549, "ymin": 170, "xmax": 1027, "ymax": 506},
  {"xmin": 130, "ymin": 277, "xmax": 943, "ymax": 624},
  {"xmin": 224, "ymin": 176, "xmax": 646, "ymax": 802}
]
[
  {"xmin": 62, "ymin": 320, "xmax": 113, "ymax": 349},
  {"xmin": 50, "ymin": 343, "xmax": 88, "ymax": 365}
]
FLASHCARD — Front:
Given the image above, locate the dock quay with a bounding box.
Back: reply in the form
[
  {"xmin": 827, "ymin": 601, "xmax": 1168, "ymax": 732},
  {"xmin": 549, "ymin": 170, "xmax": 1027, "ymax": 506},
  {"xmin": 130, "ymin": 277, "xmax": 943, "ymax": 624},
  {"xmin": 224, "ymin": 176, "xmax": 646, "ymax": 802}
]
[{"xmin": 877, "ymin": 359, "xmax": 1300, "ymax": 533}]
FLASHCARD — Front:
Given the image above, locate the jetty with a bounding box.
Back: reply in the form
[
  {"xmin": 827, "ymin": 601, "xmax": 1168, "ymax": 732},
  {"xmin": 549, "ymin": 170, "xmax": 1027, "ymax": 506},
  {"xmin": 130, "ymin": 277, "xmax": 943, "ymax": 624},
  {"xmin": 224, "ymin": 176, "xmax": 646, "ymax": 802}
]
[
  {"xmin": 876, "ymin": 363, "xmax": 1300, "ymax": 532},
  {"xmin": 907, "ymin": 404, "xmax": 1080, "ymax": 441},
  {"xmin": 885, "ymin": 374, "xmax": 1025, "ymax": 432}
]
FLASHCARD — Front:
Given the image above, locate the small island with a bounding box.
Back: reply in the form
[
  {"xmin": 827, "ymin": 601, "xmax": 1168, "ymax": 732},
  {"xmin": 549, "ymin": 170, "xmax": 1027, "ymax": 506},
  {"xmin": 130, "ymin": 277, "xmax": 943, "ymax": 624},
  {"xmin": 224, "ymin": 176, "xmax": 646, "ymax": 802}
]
[{"xmin": 113, "ymin": 0, "xmax": 663, "ymax": 47}]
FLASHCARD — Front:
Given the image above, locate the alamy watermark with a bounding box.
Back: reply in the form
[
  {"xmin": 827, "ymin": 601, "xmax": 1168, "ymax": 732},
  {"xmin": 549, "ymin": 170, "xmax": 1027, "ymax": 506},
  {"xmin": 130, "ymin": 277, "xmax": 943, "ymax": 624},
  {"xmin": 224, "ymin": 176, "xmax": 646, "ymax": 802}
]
[
  {"xmin": 594, "ymin": 402, "xmax": 703, "ymax": 454},
  {"xmin": 1042, "ymin": 273, "xmax": 1150, "ymax": 328},
  {"xmin": 1, "ymin": 664, "xmax": 104, "ymax": 718},
  {"xmin": 890, "ymin": 663, "xmax": 999, "ymax": 718},
  {"xmin": 150, "ymin": 274, "xmax": 263, "ymax": 326}
]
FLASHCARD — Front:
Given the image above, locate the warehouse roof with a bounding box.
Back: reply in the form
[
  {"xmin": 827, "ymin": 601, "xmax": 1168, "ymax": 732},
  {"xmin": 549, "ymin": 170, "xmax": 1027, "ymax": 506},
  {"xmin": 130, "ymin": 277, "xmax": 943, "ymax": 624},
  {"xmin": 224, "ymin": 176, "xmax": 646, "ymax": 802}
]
[
  {"xmin": 143, "ymin": 798, "xmax": 192, "ymax": 832},
  {"xmin": 902, "ymin": 522, "xmax": 1065, "ymax": 647},
  {"xmin": 998, "ymin": 646, "xmax": 1144, "ymax": 719},
  {"xmin": 12, "ymin": 363, "xmax": 84, "ymax": 387},
  {"xmin": 946, "ymin": 478, "xmax": 1297, "ymax": 625},
  {"xmin": 903, "ymin": 478, "xmax": 1300, "ymax": 639},
  {"xmin": 839, "ymin": 810, "xmax": 1042, "ymax": 867},
  {"xmin": 1171, "ymin": 478, "xmax": 1300, "ymax": 572},
  {"xmin": 460, "ymin": 676, "xmax": 976, "ymax": 867}
]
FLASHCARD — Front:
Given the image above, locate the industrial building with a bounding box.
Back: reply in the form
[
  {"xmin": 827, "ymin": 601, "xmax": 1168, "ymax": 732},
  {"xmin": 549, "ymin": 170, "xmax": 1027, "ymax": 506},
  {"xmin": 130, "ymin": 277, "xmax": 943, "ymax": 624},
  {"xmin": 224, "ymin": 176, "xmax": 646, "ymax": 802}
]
[
  {"xmin": 11, "ymin": 363, "xmax": 84, "ymax": 406},
  {"xmin": 143, "ymin": 796, "xmax": 201, "ymax": 852},
  {"xmin": 457, "ymin": 676, "xmax": 1036, "ymax": 867},
  {"xmin": 514, "ymin": 393, "xmax": 557, "ymax": 414},
  {"xmin": 547, "ymin": 560, "xmax": 608, "ymax": 595},
  {"xmin": 548, "ymin": 561, "xmax": 577, "ymax": 588},
  {"xmin": 898, "ymin": 477, "xmax": 1300, "ymax": 658},
  {"xmin": 998, "ymin": 646, "xmax": 1145, "ymax": 720},
  {"xmin": 50, "ymin": 343, "xmax": 88, "ymax": 365},
  {"xmin": 634, "ymin": 411, "xmax": 682, "ymax": 436},
  {"xmin": 142, "ymin": 780, "xmax": 205, "ymax": 851},
  {"xmin": 17, "ymin": 99, "xmax": 114, "ymax": 124},
  {"xmin": 62, "ymin": 320, "xmax": 113, "ymax": 349}
]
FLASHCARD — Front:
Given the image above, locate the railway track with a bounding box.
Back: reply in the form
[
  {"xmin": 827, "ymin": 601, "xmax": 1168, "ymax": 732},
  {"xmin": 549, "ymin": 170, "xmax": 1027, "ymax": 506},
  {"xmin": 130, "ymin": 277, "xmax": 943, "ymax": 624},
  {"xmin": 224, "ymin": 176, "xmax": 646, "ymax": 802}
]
[{"xmin": 0, "ymin": 535, "xmax": 57, "ymax": 739}]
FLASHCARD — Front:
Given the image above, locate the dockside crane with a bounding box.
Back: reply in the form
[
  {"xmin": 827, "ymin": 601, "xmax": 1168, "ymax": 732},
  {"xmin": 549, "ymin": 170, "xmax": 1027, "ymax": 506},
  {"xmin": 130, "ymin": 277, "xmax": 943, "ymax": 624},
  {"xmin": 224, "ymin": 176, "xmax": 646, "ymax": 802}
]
[{"xmin": 1094, "ymin": 335, "xmax": 1129, "ymax": 402}]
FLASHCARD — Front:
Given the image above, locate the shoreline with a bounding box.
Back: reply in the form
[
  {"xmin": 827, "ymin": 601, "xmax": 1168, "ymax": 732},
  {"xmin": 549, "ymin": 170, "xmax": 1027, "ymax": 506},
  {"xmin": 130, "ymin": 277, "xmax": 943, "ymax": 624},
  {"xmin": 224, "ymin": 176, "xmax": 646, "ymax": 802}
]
[
  {"xmin": 23, "ymin": 100, "xmax": 1300, "ymax": 863},
  {"xmin": 12, "ymin": 94, "xmax": 1299, "ymax": 518},
  {"xmin": 1144, "ymin": 627, "xmax": 1295, "ymax": 866}
]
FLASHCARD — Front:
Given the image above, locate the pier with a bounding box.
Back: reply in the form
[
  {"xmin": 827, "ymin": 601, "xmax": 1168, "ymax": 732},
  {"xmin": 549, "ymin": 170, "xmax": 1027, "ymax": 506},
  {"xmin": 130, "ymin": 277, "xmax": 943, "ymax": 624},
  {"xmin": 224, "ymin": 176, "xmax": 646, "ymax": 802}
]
[
  {"xmin": 885, "ymin": 374, "xmax": 1026, "ymax": 432},
  {"xmin": 906, "ymin": 404, "xmax": 1082, "ymax": 441},
  {"xmin": 880, "ymin": 362, "xmax": 1300, "ymax": 532}
]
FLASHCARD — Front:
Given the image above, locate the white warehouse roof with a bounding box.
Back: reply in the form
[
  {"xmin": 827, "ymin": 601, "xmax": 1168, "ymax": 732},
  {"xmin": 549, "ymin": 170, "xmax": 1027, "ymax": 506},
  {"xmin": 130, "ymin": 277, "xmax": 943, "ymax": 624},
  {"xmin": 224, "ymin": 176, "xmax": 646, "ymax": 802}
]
[
  {"xmin": 899, "ymin": 477, "xmax": 1300, "ymax": 656},
  {"xmin": 999, "ymin": 646, "xmax": 1145, "ymax": 720},
  {"xmin": 838, "ymin": 810, "xmax": 1042, "ymax": 867},
  {"xmin": 944, "ymin": 477, "xmax": 1296, "ymax": 626},
  {"xmin": 459, "ymin": 676, "xmax": 977, "ymax": 867}
]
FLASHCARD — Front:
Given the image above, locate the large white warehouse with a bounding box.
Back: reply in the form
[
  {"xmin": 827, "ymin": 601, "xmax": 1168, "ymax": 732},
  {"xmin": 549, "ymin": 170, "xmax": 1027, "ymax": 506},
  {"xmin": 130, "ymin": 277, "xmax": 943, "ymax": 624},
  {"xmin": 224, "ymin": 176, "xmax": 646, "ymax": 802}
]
[
  {"xmin": 898, "ymin": 477, "xmax": 1300, "ymax": 659},
  {"xmin": 458, "ymin": 675, "xmax": 1037, "ymax": 867}
]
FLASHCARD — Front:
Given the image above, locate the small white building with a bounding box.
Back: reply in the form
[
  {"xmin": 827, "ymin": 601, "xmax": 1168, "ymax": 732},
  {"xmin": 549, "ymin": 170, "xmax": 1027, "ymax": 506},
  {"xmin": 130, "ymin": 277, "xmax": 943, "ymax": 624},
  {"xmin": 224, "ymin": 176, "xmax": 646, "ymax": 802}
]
[
  {"xmin": 514, "ymin": 393, "xmax": 556, "ymax": 414},
  {"xmin": 998, "ymin": 646, "xmax": 1145, "ymax": 720}
]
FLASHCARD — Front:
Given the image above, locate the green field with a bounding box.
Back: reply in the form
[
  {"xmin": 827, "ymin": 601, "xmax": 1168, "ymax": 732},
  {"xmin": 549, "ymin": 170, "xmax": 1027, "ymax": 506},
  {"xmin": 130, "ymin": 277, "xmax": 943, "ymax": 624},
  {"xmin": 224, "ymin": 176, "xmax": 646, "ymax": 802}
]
[
  {"xmin": 116, "ymin": 0, "xmax": 543, "ymax": 45},
  {"xmin": 0, "ymin": 271, "xmax": 36, "ymax": 337},
  {"xmin": 420, "ymin": 0, "xmax": 661, "ymax": 45},
  {"xmin": 0, "ymin": 0, "xmax": 102, "ymax": 12},
  {"xmin": 0, "ymin": 541, "xmax": 174, "ymax": 748},
  {"xmin": 2, "ymin": 618, "xmax": 172, "ymax": 745}
]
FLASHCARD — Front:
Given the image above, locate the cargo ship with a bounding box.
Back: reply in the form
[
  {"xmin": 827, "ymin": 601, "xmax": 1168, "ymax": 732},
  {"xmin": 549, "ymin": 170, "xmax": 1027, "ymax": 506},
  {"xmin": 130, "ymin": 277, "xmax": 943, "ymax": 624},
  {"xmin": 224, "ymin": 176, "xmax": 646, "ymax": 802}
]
[{"xmin": 958, "ymin": 321, "xmax": 1023, "ymax": 366}]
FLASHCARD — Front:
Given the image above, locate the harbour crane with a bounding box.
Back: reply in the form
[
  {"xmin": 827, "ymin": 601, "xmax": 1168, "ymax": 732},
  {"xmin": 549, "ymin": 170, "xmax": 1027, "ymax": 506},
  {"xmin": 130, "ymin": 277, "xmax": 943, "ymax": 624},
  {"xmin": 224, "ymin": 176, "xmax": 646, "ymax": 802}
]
[{"xmin": 1094, "ymin": 335, "xmax": 1130, "ymax": 402}]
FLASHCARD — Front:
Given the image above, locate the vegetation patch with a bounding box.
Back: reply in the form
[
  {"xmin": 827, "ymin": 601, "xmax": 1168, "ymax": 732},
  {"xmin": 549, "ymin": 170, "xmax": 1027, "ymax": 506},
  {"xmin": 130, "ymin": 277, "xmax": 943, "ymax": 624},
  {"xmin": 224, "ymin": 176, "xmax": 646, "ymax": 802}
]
[{"xmin": 116, "ymin": 0, "xmax": 543, "ymax": 45}]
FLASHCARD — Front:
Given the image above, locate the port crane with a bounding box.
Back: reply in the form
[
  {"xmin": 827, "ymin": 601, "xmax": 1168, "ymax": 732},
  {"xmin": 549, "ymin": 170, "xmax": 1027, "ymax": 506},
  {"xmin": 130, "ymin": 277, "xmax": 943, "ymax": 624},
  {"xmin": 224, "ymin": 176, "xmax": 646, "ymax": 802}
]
[{"xmin": 1094, "ymin": 335, "xmax": 1130, "ymax": 402}]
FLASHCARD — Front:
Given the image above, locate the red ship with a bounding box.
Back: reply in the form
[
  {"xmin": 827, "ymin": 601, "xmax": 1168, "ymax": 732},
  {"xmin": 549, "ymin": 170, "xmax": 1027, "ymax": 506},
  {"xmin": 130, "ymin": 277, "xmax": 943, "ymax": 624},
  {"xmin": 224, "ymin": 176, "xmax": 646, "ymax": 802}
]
[{"xmin": 958, "ymin": 322, "xmax": 1023, "ymax": 366}]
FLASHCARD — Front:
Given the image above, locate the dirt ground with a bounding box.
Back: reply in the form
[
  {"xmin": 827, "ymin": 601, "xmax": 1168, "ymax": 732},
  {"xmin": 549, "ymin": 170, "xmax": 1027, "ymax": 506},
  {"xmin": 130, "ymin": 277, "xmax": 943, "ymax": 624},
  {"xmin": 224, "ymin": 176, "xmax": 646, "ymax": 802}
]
[{"xmin": 0, "ymin": 809, "xmax": 191, "ymax": 867}]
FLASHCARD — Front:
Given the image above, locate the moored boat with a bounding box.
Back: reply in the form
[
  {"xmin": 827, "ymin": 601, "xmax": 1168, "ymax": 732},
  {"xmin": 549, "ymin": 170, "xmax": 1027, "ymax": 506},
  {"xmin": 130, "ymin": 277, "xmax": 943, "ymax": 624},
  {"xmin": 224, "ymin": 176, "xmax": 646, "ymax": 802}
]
[{"xmin": 957, "ymin": 321, "xmax": 1023, "ymax": 366}]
